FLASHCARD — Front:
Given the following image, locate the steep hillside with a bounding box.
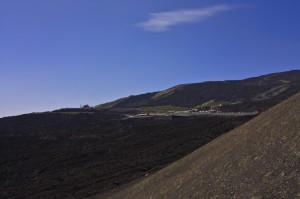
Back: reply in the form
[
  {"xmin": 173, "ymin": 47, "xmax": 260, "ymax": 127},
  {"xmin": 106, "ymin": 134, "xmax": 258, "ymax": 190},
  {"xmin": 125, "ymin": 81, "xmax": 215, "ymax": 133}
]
[
  {"xmin": 96, "ymin": 70, "xmax": 300, "ymax": 111},
  {"xmin": 107, "ymin": 92, "xmax": 300, "ymax": 198}
]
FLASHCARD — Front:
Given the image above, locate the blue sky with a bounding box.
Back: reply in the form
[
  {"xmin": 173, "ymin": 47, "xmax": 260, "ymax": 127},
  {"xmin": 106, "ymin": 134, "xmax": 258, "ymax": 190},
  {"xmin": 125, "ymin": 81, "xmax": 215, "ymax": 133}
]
[{"xmin": 1, "ymin": 0, "xmax": 300, "ymax": 117}]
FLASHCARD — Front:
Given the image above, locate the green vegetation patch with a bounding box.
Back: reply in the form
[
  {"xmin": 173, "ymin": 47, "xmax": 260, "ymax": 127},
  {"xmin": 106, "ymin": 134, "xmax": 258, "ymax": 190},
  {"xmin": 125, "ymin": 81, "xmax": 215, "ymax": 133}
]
[
  {"xmin": 279, "ymin": 80, "xmax": 291, "ymax": 84},
  {"xmin": 142, "ymin": 105, "xmax": 186, "ymax": 112},
  {"xmin": 95, "ymin": 97, "xmax": 129, "ymax": 109},
  {"xmin": 196, "ymin": 100, "xmax": 229, "ymax": 109},
  {"xmin": 151, "ymin": 84, "xmax": 188, "ymax": 100}
]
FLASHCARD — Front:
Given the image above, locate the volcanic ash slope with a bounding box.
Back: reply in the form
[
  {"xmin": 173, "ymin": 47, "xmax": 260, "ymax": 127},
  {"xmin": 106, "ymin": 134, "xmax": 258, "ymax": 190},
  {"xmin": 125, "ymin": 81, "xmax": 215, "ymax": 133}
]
[{"xmin": 107, "ymin": 92, "xmax": 300, "ymax": 199}]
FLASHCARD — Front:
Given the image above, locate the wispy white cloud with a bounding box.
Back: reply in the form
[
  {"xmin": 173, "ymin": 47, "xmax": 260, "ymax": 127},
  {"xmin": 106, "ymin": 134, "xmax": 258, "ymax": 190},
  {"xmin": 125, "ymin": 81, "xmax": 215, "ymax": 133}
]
[{"xmin": 138, "ymin": 5, "xmax": 241, "ymax": 32}]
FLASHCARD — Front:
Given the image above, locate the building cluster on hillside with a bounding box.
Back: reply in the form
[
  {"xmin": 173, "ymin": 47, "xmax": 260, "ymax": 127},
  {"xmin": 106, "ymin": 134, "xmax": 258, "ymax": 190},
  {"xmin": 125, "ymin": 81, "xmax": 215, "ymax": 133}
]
[{"xmin": 131, "ymin": 104, "xmax": 259, "ymax": 119}]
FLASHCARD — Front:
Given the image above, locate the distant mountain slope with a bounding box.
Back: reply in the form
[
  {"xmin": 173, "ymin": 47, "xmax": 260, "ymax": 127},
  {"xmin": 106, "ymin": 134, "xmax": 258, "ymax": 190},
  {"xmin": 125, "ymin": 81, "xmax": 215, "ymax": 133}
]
[
  {"xmin": 107, "ymin": 92, "xmax": 300, "ymax": 198},
  {"xmin": 96, "ymin": 70, "xmax": 300, "ymax": 111}
]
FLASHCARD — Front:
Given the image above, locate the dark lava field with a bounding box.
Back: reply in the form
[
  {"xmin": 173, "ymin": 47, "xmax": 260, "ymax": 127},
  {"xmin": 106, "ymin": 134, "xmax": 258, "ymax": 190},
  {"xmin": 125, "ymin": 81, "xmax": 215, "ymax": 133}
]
[{"xmin": 0, "ymin": 110, "xmax": 253, "ymax": 199}]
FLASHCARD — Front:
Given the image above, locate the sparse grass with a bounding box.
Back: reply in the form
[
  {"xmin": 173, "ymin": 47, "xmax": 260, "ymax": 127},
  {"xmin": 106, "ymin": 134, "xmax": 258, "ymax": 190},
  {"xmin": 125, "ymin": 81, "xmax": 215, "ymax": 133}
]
[
  {"xmin": 279, "ymin": 80, "xmax": 290, "ymax": 84},
  {"xmin": 251, "ymin": 85, "xmax": 290, "ymax": 101},
  {"xmin": 95, "ymin": 97, "xmax": 129, "ymax": 109},
  {"xmin": 151, "ymin": 85, "xmax": 187, "ymax": 100},
  {"xmin": 196, "ymin": 100, "xmax": 229, "ymax": 109},
  {"xmin": 54, "ymin": 112, "xmax": 95, "ymax": 115},
  {"xmin": 151, "ymin": 89, "xmax": 176, "ymax": 100},
  {"xmin": 142, "ymin": 105, "xmax": 186, "ymax": 112}
]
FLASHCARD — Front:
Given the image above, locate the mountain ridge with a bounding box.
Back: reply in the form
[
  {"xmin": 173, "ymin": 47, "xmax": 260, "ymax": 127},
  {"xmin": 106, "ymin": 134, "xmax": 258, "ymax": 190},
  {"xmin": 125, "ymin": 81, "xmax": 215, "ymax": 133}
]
[{"xmin": 96, "ymin": 70, "xmax": 300, "ymax": 111}]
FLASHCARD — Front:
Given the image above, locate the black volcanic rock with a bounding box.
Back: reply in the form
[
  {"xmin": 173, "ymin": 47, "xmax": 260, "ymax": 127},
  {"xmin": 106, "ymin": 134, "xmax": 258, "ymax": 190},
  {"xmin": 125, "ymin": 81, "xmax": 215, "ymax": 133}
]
[{"xmin": 0, "ymin": 113, "xmax": 253, "ymax": 199}]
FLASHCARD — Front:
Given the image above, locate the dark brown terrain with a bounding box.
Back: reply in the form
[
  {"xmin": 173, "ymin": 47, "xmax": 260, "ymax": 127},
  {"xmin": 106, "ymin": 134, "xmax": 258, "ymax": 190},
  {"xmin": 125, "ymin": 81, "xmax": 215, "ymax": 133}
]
[
  {"xmin": 0, "ymin": 110, "xmax": 252, "ymax": 199},
  {"xmin": 107, "ymin": 92, "xmax": 300, "ymax": 199}
]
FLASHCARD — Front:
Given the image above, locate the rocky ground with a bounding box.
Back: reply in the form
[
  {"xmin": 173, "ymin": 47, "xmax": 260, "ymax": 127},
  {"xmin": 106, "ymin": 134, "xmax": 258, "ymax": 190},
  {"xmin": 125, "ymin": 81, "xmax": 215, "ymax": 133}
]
[
  {"xmin": 0, "ymin": 111, "xmax": 253, "ymax": 199},
  {"xmin": 106, "ymin": 93, "xmax": 300, "ymax": 199}
]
